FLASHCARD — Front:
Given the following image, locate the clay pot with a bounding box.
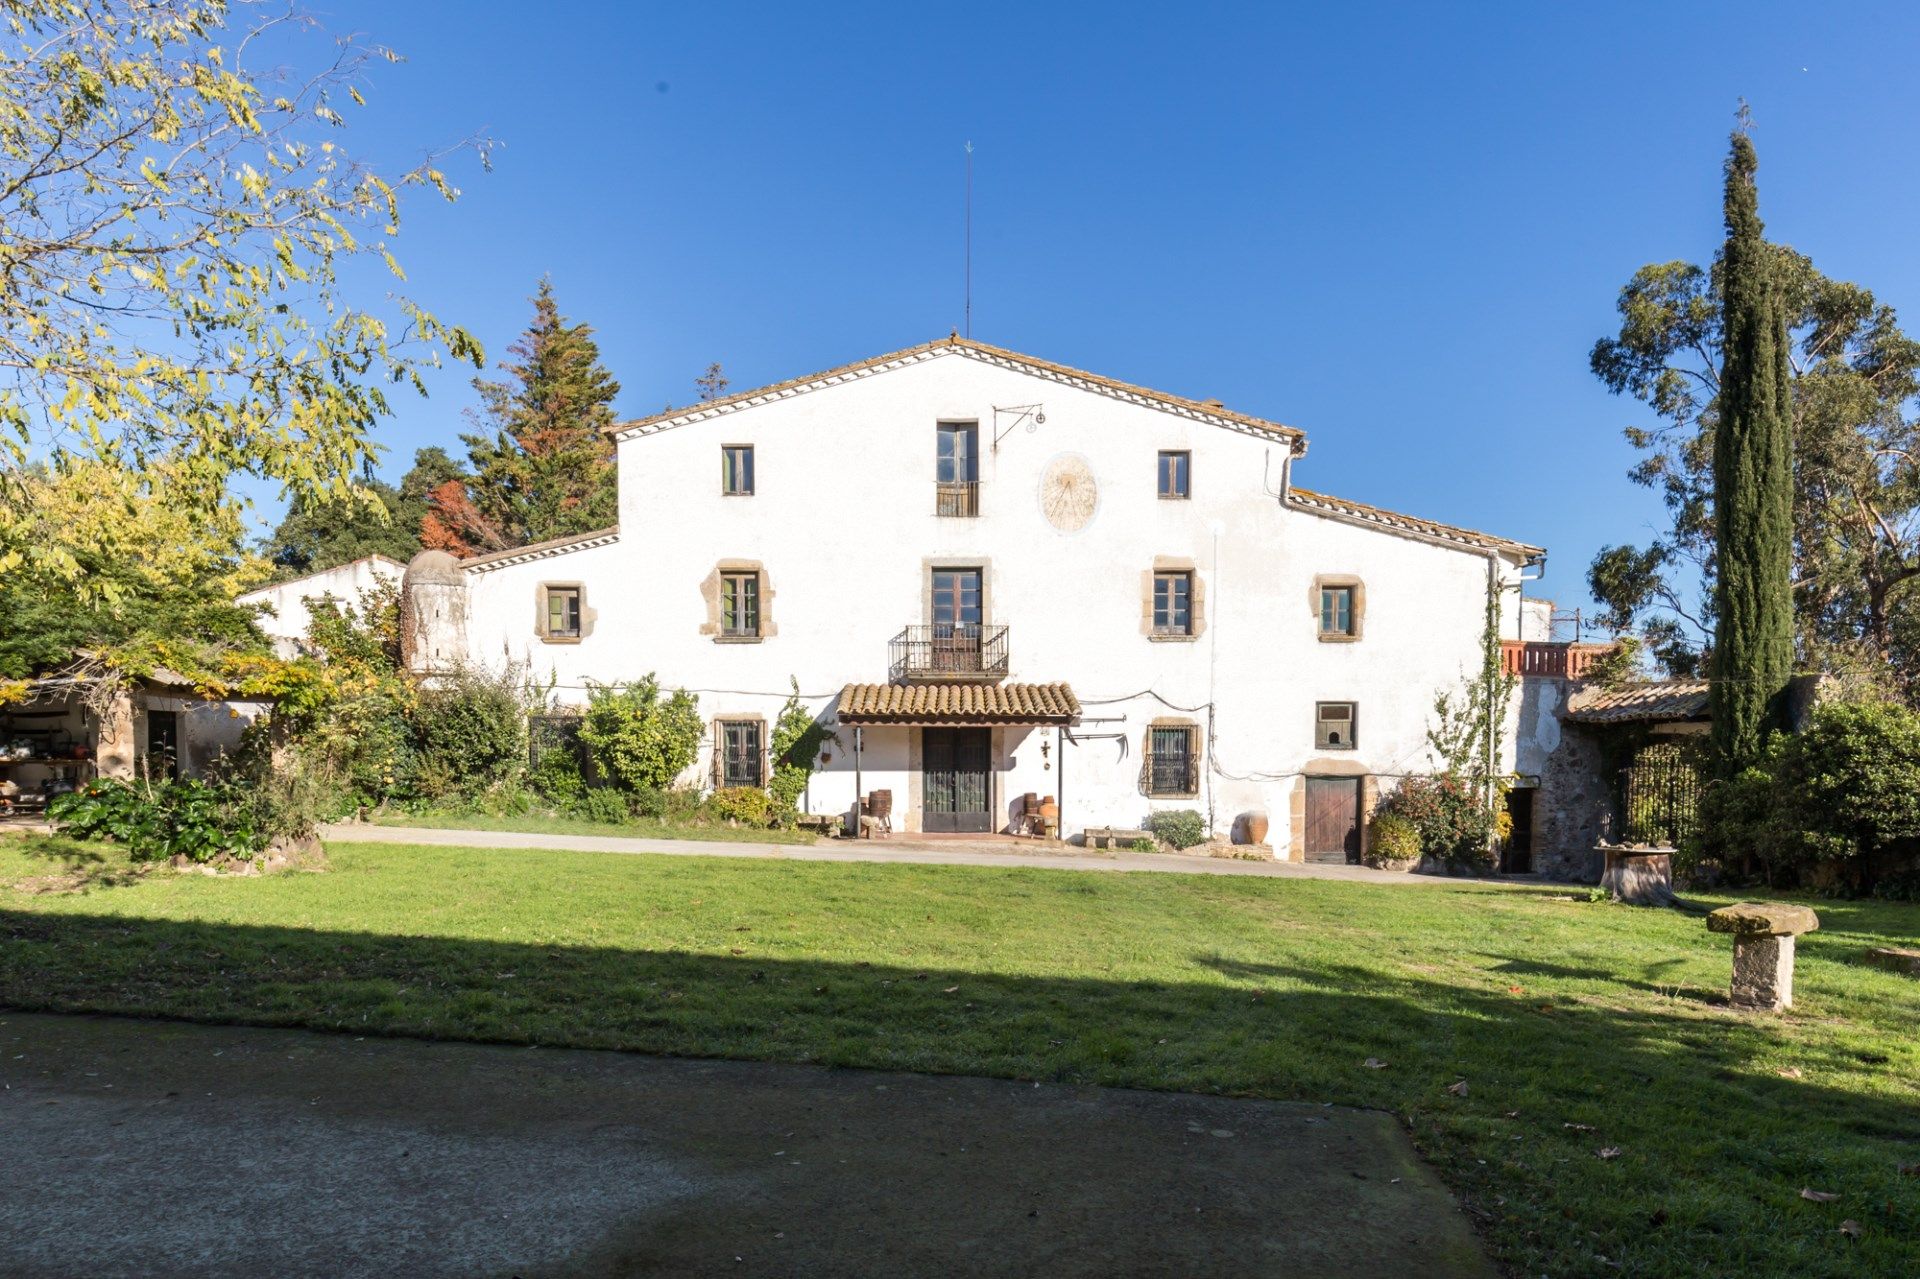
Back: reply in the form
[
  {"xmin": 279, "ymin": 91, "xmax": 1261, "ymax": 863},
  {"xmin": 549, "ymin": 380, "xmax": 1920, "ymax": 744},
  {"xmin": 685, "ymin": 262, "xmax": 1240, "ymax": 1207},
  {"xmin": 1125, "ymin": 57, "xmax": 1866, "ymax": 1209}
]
[{"xmin": 1236, "ymin": 810, "xmax": 1270, "ymax": 845}]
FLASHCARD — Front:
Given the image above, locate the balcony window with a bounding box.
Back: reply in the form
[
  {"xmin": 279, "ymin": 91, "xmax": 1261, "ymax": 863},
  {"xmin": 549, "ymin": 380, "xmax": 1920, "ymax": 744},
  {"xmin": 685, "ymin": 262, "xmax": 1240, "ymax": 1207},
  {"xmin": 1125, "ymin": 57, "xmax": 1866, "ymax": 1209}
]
[
  {"xmin": 721, "ymin": 572, "xmax": 760, "ymax": 638},
  {"xmin": 936, "ymin": 422, "xmax": 979, "ymax": 516},
  {"xmin": 1153, "ymin": 571, "xmax": 1193, "ymax": 636},
  {"xmin": 1157, "ymin": 450, "xmax": 1190, "ymax": 500},
  {"xmin": 722, "ymin": 444, "xmax": 755, "ymax": 496},
  {"xmin": 1315, "ymin": 701, "xmax": 1357, "ymax": 750}
]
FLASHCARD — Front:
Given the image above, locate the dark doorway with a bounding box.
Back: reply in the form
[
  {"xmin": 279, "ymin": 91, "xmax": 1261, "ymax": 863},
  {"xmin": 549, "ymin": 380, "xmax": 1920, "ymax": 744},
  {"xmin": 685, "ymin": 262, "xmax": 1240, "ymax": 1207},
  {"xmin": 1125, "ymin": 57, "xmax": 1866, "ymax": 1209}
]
[
  {"xmin": 923, "ymin": 727, "xmax": 992, "ymax": 833},
  {"xmin": 144, "ymin": 709, "xmax": 179, "ymax": 781},
  {"xmin": 1500, "ymin": 788, "xmax": 1535, "ymax": 874},
  {"xmin": 1303, "ymin": 776, "xmax": 1361, "ymax": 864}
]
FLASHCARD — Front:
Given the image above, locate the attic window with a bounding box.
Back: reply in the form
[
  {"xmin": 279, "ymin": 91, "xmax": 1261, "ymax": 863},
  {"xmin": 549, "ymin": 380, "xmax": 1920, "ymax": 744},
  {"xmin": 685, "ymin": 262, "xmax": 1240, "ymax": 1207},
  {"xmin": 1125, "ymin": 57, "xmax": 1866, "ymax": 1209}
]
[
  {"xmin": 722, "ymin": 445, "xmax": 755, "ymax": 495},
  {"xmin": 540, "ymin": 584, "xmax": 583, "ymax": 641}
]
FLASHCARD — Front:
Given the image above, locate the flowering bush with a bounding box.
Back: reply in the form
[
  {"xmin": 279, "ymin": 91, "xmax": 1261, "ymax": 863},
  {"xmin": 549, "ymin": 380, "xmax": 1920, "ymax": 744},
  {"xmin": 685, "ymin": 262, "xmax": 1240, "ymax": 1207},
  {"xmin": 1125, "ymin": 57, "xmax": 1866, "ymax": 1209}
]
[{"xmin": 1376, "ymin": 775, "xmax": 1497, "ymax": 870}]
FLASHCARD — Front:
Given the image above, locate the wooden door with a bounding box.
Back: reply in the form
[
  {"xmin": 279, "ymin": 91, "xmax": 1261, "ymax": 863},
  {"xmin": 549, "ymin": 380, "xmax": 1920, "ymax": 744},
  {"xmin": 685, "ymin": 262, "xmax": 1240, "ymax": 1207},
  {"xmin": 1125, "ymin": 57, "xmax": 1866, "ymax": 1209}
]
[
  {"xmin": 923, "ymin": 728, "xmax": 992, "ymax": 833},
  {"xmin": 1304, "ymin": 776, "xmax": 1361, "ymax": 864}
]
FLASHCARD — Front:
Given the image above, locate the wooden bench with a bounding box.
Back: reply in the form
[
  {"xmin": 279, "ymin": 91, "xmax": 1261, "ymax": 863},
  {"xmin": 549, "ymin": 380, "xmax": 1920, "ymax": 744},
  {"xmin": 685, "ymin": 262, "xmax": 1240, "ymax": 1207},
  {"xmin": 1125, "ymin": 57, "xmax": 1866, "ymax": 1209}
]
[{"xmin": 1083, "ymin": 826, "xmax": 1154, "ymax": 850}]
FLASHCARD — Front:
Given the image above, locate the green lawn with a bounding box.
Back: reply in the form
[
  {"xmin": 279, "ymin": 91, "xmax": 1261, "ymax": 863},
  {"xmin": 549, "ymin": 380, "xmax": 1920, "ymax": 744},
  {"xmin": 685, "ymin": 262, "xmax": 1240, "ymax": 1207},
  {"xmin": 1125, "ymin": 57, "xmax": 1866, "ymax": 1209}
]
[
  {"xmin": 2, "ymin": 833, "xmax": 1916, "ymax": 1278},
  {"xmin": 362, "ymin": 806, "xmax": 818, "ymax": 844}
]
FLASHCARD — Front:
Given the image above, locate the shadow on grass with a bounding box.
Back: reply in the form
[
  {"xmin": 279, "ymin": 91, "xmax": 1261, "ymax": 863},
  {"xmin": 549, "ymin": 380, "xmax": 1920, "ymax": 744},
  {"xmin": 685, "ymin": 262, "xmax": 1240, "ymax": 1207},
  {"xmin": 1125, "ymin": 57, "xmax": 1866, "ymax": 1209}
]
[
  {"xmin": 5, "ymin": 837, "xmax": 148, "ymax": 894},
  {"xmin": 0, "ymin": 907, "xmax": 1915, "ymax": 1277}
]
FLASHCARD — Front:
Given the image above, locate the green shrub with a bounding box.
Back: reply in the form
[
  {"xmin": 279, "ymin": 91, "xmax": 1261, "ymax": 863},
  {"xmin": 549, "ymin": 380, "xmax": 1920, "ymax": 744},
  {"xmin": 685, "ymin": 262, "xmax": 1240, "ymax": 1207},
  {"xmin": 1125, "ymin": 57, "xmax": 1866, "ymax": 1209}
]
[
  {"xmin": 578, "ymin": 676, "xmax": 702, "ymax": 793},
  {"xmin": 576, "ymin": 788, "xmax": 630, "ymax": 826},
  {"xmin": 1144, "ymin": 809, "xmax": 1206, "ymax": 850},
  {"xmin": 413, "ymin": 666, "xmax": 527, "ymax": 797},
  {"xmin": 529, "ymin": 743, "xmax": 587, "ymax": 808},
  {"xmin": 50, "ymin": 776, "xmax": 267, "ymax": 864},
  {"xmin": 1707, "ymin": 700, "xmax": 1920, "ymax": 894},
  {"xmin": 1376, "ymin": 775, "xmax": 1495, "ymax": 869},
  {"xmin": 707, "ymin": 786, "xmax": 775, "ymax": 826},
  {"xmin": 1366, "ymin": 810, "xmax": 1422, "ymax": 866},
  {"xmin": 625, "ymin": 785, "xmax": 669, "ymax": 820},
  {"xmin": 768, "ymin": 683, "xmax": 836, "ymax": 814},
  {"xmin": 1128, "ymin": 837, "xmax": 1158, "ymax": 853}
]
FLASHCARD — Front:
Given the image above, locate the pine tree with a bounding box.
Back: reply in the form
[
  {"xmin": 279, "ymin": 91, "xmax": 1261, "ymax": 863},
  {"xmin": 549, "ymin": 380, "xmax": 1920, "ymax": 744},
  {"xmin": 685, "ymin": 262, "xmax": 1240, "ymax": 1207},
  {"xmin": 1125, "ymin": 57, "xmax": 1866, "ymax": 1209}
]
[
  {"xmin": 1709, "ymin": 124, "xmax": 1796, "ymax": 774},
  {"xmin": 443, "ymin": 279, "xmax": 621, "ymax": 552}
]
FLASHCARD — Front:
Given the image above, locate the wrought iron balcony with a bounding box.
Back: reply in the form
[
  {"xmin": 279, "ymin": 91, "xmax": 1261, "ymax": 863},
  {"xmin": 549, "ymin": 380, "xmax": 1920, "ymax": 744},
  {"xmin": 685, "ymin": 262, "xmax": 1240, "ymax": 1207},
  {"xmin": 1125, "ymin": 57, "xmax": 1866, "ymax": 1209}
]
[
  {"xmin": 890, "ymin": 624, "xmax": 1010, "ymax": 682},
  {"xmin": 935, "ymin": 480, "xmax": 980, "ymax": 517}
]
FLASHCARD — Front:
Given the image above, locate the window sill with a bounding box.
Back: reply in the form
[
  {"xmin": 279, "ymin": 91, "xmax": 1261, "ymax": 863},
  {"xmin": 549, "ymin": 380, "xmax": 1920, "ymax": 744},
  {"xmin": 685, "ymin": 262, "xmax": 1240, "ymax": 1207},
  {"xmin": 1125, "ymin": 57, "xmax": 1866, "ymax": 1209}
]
[
  {"xmin": 1156, "ymin": 494, "xmax": 1190, "ymax": 502},
  {"xmin": 1145, "ymin": 791, "xmax": 1201, "ymax": 800},
  {"xmin": 722, "ymin": 491, "xmax": 755, "ymax": 497},
  {"xmin": 1148, "ymin": 632, "xmax": 1199, "ymax": 643},
  {"xmin": 538, "ymin": 634, "xmax": 583, "ymax": 645},
  {"xmin": 1315, "ymin": 744, "xmax": 1358, "ymax": 752},
  {"xmin": 1316, "ymin": 633, "xmax": 1362, "ymax": 644},
  {"xmin": 714, "ymin": 634, "xmax": 764, "ymax": 644}
]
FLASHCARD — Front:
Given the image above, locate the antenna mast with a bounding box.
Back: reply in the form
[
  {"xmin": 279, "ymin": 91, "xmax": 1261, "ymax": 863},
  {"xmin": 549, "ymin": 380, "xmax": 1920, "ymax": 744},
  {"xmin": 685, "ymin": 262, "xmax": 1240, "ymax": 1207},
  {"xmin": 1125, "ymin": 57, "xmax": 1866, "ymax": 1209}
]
[{"xmin": 964, "ymin": 140, "xmax": 973, "ymax": 339}]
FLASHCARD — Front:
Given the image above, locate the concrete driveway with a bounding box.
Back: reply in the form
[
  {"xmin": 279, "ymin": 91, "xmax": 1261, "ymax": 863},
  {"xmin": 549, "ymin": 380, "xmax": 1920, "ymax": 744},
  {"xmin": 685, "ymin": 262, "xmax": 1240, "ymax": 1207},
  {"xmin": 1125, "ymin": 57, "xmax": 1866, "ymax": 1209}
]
[{"xmin": 0, "ymin": 1012, "xmax": 1495, "ymax": 1278}]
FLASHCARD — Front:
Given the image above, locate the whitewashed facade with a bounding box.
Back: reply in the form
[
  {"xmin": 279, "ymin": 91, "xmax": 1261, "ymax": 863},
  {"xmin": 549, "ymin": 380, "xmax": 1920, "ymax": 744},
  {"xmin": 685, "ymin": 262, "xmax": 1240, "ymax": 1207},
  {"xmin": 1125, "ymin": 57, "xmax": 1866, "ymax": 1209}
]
[
  {"xmin": 239, "ymin": 555, "xmax": 405, "ymax": 658},
  {"xmin": 397, "ymin": 338, "xmax": 1546, "ymax": 860}
]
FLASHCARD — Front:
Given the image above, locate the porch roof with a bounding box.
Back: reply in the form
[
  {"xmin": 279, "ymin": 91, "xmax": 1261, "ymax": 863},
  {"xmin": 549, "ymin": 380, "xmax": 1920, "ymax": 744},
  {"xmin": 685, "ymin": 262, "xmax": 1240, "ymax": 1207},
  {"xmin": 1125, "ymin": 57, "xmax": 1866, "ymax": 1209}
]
[
  {"xmin": 1564, "ymin": 679, "xmax": 1710, "ymax": 725},
  {"xmin": 836, "ymin": 682, "xmax": 1080, "ymax": 726}
]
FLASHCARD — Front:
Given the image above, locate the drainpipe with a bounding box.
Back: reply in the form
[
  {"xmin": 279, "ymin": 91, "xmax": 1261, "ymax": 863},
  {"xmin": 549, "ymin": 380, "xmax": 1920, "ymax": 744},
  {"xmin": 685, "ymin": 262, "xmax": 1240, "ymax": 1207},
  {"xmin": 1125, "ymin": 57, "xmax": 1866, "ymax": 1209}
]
[{"xmin": 853, "ymin": 726, "xmax": 864, "ymax": 833}]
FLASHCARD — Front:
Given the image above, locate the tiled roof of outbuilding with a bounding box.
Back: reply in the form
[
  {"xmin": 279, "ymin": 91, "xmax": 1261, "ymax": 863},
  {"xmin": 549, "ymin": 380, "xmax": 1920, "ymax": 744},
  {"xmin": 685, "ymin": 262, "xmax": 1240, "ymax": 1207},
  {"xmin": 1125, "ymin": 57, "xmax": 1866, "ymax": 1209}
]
[
  {"xmin": 836, "ymin": 682, "xmax": 1081, "ymax": 725},
  {"xmin": 1564, "ymin": 680, "xmax": 1711, "ymax": 724}
]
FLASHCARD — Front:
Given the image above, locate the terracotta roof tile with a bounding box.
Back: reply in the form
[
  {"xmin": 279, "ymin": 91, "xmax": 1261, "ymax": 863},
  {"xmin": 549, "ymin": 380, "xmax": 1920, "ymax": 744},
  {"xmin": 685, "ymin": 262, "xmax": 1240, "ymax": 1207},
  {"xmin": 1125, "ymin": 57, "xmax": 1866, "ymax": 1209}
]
[
  {"xmin": 836, "ymin": 682, "xmax": 1080, "ymax": 725},
  {"xmin": 1286, "ymin": 487, "xmax": 1545, "ymax": 558},
  {"xmin": 1564, "ymin": 680, "xmax": 1710, "ymax": 724},
  {"xmin": 609, "ymin": 336, "xmax": 1302, "ymax": 443}
]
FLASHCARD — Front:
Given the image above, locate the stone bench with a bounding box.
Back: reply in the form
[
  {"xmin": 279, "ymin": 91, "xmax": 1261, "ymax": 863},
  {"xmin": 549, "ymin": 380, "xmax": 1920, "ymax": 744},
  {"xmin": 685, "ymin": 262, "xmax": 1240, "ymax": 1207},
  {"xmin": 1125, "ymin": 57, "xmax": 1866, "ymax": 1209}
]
[
  {"xmin": 1083, "ymin": 826, "xmax": 1154, "ymax": 850},
  {"xmin": 1707, "ymin": 902, "xmax": 1819, "ymax": 1012}
]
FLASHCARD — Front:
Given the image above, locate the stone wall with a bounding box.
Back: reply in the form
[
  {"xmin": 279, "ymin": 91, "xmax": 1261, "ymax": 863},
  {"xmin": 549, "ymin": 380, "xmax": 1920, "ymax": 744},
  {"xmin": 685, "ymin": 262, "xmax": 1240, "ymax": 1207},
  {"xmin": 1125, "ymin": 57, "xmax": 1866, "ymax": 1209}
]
[{"xmin": 1532, "ymin": 717, "xmax": 1613, "ymax": 882}]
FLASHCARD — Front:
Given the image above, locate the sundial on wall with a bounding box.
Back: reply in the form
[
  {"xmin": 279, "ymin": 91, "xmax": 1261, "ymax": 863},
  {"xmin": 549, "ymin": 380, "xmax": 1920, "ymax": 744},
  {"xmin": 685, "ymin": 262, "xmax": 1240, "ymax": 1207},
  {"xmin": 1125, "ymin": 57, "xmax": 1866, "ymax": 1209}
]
[{"xmin": 1038, "ymin": 453, "xmax": 1098, "ymax": 532}]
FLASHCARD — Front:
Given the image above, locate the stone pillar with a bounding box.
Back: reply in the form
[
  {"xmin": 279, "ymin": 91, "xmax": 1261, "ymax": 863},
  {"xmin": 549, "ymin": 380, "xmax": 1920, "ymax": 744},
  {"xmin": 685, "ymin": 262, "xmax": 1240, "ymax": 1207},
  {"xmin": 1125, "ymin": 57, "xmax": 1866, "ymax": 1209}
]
[
  {"xmin": 93, "ymin": 687, "xmax": 137, "ymax": 780},
  {"xmin": 1707, "ymin": 902, "xmax": 1820, "ymax": 1012}
]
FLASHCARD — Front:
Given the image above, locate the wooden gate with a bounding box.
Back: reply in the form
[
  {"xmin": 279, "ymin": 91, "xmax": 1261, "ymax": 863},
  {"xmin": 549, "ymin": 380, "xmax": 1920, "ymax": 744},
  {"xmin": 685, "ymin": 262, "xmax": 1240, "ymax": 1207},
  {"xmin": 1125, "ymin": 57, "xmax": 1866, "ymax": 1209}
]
[
  {"xmin": 1304, "ymin": 776, "xmax": 1361, "ymax": 864},
  {"xmin": 923, "ymin": 728, "xmax": 992, "ymax": 833}
]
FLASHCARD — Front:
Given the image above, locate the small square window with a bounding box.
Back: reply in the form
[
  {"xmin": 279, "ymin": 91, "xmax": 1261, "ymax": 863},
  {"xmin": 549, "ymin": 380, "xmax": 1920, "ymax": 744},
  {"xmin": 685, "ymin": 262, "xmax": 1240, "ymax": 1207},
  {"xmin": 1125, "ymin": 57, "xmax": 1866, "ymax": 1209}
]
[
  {"xmin": 1147, "ymin": 725, "xmax": 1197, "ymax": 796},
  {"xmin": 722, "ymin": 445, "xmax": 755, "ymax": 495},
  {"xmin": 1153, "ymin": 571, "xmax": 1193, "ymax": 635},
  {"xmin": 1316, "ymin": 702, "xmax": 1357, "ymax": 751},
  {"xmin": 721, "ymin": 720, "xmax": 763, "ymax": 788},
  {"xmin": 544, "ymin": 586, "xmax": 582, "ymax": 639},
  {"xmin": 721, "ymin": 572, "xmax": 760, "ymax": 637},
  {"xmin": 1157, "ymin": 451, "xmax": 1190, "ymax": 500},
  {"xmin": 1320, "ymin": 586, "xmax": 1355, "ymax": 637}
]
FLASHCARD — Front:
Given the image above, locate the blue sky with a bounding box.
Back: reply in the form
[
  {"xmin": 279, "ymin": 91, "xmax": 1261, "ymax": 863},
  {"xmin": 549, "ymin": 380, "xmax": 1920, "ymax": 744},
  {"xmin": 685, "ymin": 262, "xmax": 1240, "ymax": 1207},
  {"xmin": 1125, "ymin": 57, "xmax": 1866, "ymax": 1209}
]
[{"xmin": 299, "ymin": 1, "xmax": 1920, "ymax": 619}]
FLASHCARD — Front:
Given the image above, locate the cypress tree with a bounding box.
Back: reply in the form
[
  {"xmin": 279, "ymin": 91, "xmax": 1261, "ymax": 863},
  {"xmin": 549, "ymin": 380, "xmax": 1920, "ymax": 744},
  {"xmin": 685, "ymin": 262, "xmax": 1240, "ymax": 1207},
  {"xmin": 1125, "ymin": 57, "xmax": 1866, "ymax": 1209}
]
[{"xmin": 1708, "ymin": 127, "xmax": 1796, "ymax": 774}]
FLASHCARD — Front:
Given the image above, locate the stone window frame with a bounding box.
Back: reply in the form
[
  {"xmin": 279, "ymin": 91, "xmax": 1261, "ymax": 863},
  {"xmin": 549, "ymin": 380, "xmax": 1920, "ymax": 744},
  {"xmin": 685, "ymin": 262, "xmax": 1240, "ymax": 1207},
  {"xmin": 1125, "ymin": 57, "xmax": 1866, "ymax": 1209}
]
[
  {"xmin": 712, "ymin": 714, "xmax": 768, "ymax": 790},
  {"xmin": 1140, "ymin": 718, "xmax": 1202, "ymax": 798},
  {"xmin": 1141, "ymin": 557, "xmax": 1205, "ymax": 642},
  {"xmin": 1311, "ymin": 574, "xmax": 1366, "ymax": 643},
  {"xmin": 1314, "ymin": 700, "xmax": 1358, "ymax": 751},
  {"xmin": 721, "ymin": 444, "xmax": 755, "ymax": 496},
  {"xmin": 535, "ymin": 581, "xmax": 593, "ymax": 644},
  {"xmin": 1156, "ymin": 449, "xmax": 1191, "ymax": 500},
  {"xmin": 700, "ymin": 561, "xmax": 777, "ymax": 643}
]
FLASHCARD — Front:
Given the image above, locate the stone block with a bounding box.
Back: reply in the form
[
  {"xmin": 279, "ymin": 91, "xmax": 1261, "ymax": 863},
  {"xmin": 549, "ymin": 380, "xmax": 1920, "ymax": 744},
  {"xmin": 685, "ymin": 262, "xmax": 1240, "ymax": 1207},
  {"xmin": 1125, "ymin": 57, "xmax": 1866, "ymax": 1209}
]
[
  {"xmin": 1729, "ymin": 934, "xmax": 1796, "ymax": 1012},
  {"xmin": 1706, "ymin": 901, "xmax": 1820, "ymax": 938},
  {"xmin": 1864, "ymin": 946, "xmax": 1920, "ymax": 976}
]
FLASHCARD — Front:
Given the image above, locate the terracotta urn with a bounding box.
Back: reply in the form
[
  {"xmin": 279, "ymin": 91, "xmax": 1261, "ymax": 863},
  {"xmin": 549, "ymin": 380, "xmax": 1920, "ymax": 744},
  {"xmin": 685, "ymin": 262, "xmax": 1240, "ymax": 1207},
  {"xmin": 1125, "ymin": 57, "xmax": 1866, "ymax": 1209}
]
[{"xmin": 1237, "ymin": 810, "xmax": 1270, "ymax": 844}]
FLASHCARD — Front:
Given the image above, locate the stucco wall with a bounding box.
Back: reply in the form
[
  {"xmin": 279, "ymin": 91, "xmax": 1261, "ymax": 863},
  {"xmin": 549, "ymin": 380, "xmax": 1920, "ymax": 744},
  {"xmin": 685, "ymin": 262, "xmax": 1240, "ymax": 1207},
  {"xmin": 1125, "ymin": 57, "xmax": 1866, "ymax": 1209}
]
[
  {"xmin": 238, "ymin": 557, "xmax": 403, "ymax": 658},
  {"xmin": 451, "ymin": 349, "xmax": 1535, "ymax": 853}
]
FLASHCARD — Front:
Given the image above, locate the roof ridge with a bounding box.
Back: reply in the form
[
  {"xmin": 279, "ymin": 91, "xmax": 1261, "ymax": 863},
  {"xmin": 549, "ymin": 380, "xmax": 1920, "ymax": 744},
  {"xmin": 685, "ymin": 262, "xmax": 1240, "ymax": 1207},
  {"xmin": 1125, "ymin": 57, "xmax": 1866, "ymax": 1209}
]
[{"xmin": 607, "ymin": 335, "xmax": 1303, "ymax": 443}]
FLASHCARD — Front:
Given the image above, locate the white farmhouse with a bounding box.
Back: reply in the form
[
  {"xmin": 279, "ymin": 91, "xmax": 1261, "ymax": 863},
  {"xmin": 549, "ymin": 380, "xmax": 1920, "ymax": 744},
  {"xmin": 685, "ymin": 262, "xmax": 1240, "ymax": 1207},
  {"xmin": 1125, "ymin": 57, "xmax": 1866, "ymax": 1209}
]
[{"xmin": 396, "ymin": 336, "xmax": 1552, "ymax": 862}]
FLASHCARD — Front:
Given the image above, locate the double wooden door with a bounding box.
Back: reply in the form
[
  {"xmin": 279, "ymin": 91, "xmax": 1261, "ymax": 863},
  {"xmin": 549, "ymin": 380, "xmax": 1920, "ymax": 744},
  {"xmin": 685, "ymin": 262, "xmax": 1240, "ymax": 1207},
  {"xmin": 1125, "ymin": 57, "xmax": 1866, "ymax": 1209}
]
[
  {"xmin": 923, "ymin": 728, "xmax": 992, "ymax": 833},
  {"xmin": 1304, "ymin": 776, "xmax": 1362, "ymax": 864}
]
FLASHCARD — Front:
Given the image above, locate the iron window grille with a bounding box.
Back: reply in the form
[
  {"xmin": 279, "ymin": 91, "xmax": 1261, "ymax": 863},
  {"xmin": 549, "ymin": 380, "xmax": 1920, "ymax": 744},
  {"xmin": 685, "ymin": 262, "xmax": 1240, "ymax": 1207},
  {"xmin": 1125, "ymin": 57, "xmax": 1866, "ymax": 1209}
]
[
  {"xmin": 721, "ymin": 720, "xmax": 764, "ymax": 788},
  {"xmin": 1315, "ymin": 701, "xmax": 1357, "ymax": 750},
  {"xmin": 1153, "ymin": 571, "xmax": 1193, "ymax": 635},
  {"xmin": 1146, "ymin": 726, "xmax": 1200, "ymax": 796},
  {"xmin": 1157, "ymin": 450, "xmax": 1190, "ymax": 499},
  {"xmin": 722, "ymin": 445, "xmax": 755, "ymax": 495},
  {"xmin": 721, "ymin": 572, "xmax": 760, "ymax": 637}
]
